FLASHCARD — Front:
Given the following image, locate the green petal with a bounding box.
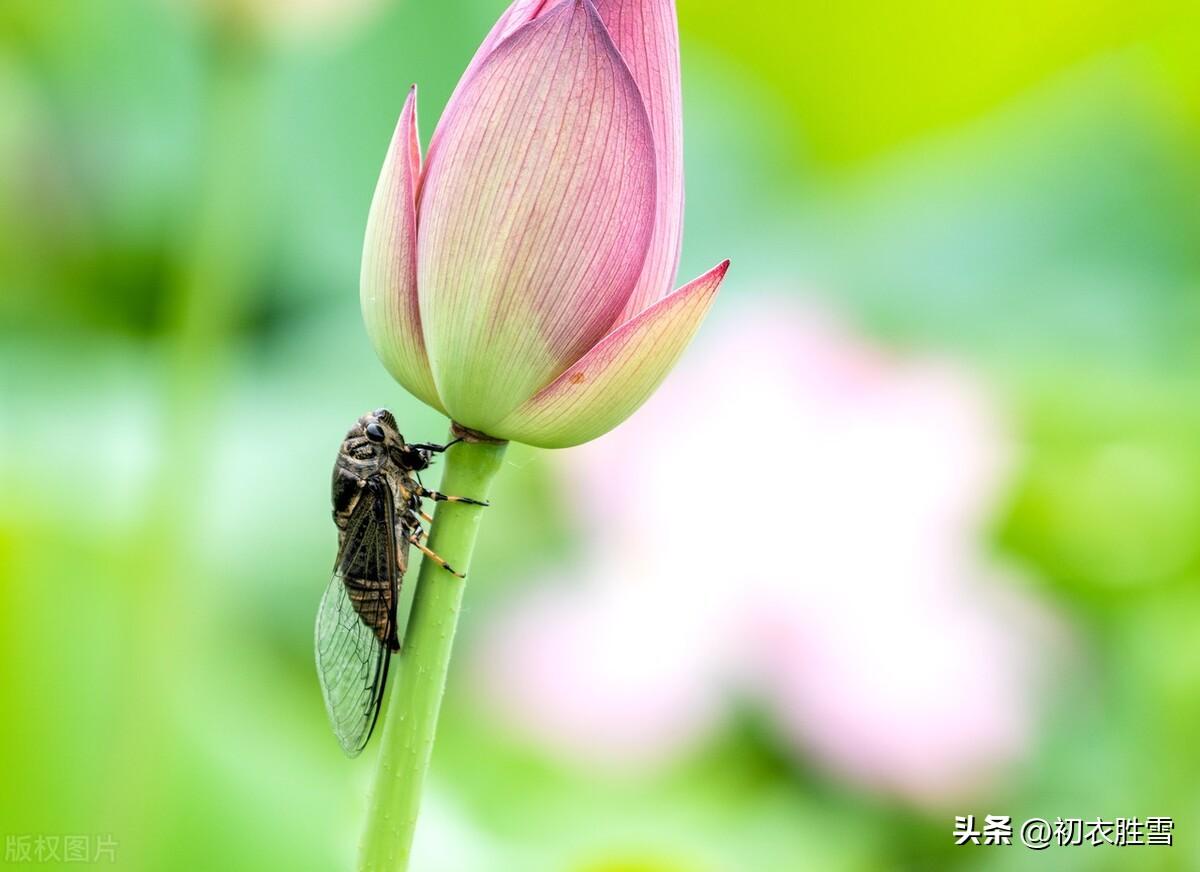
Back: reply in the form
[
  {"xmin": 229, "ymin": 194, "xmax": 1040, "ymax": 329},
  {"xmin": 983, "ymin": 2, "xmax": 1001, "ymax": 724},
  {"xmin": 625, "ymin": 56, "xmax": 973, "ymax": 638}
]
[{"xmin": 493, "ymin": 260, "xmax": 728, "ymax": 447}]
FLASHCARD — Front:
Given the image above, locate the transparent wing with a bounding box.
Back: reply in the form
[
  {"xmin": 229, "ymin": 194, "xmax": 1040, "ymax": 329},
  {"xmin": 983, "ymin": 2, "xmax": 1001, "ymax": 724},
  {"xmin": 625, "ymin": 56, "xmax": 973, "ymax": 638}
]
[{"xmin": 314, "ymin": 478, "xmax": 397, "ymax": 757}]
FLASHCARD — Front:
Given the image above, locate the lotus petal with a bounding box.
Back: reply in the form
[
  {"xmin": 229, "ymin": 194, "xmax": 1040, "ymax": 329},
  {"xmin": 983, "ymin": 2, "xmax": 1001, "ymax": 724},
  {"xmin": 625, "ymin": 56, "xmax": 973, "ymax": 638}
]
[
  {"xmin": 360, "ymin": 86, "xmax": 443, "ymax": 412},
  {"xmin": 417, "ymin": 0, "xmax": 657, "ymax": 432},
  {"xmin": 494, "ymin": 260, "xmax": 728, "ymax": 447},
  {"xmin": 595, "ymin": 0, "xmax": 685, "ymax": 322}
]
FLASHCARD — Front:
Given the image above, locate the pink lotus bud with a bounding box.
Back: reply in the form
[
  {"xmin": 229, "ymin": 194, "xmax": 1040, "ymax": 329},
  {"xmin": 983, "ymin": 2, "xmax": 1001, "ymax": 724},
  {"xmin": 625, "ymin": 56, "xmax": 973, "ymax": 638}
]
[{"xmin": 360, "ymin": 0, "xmax": 726, "ymax": 447}]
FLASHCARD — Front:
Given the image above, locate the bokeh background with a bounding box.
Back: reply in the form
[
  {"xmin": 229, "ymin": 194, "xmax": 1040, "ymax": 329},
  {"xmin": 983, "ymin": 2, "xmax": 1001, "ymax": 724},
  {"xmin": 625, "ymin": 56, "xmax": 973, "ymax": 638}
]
[{"xmin": 3, "ymin": 0, "xmax": 1200, "ymax": 869}]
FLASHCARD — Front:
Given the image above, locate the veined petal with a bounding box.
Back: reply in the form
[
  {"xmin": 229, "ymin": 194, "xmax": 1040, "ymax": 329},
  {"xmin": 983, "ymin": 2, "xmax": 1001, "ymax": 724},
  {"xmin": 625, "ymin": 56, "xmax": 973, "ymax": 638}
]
[
  {"xmin": 428, "ymin": 2, "xmax": 577, "ymax": 171},
  {"xmin": 458, "ymin": 1, "xmax": 555, "ymax": 91},
  {"xmin": 595, "ymin": 0, "xmax": 685, "ymax": 322},
  {"xmin": 360, "ymin": 86, "xmax": 443, "ymax": 413},
  {"xmin": 418, "ymin": 0, "xmax": 657, "ymax": 431},
  {"xmin": 431, "ymin": 0, "xmax": 685, "ymax": 324},
  {"xmin": 474, "ymin": 0, "xmax": 555, "ymax": 57},
  {"xmin": 494, "ymin": 260, "xmax": 728, "ymax": 448}
]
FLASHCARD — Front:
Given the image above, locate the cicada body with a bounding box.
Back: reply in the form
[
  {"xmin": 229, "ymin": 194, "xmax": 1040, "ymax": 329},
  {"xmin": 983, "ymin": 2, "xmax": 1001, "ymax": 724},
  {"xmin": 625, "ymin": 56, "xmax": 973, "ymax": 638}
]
[{"xmin": 314, "ymin": 409, "xmax": 484, "ymax": 756}]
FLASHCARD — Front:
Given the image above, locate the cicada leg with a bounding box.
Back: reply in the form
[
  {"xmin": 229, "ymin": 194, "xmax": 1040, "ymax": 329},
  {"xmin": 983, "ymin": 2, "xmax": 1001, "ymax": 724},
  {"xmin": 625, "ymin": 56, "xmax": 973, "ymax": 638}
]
[
  {"xmin": 409, "ymin": 438, "xmax": 462, "ymax": 455},
  {"xmin": 417, "ymin": 486, "xmax": 488, "ymax": 507},
  {"xmin": 407, "ymin": 533, "xmax": 465, "ymax": 578}
]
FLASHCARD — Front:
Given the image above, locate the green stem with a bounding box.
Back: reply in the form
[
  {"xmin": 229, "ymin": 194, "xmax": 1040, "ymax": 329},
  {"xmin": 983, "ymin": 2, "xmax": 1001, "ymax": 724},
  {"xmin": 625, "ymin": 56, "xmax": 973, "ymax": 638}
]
[{"xmin": 358, "ymin": 433, "xmax": 508, "ymax": 871}]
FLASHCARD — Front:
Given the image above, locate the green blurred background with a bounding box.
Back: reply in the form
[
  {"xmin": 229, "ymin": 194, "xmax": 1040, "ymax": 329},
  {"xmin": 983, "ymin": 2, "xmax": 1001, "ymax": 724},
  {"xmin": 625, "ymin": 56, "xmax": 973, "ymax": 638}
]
[{"xmin": 2, "ymin": 0, "xmax": 1200, "ymax": 869}]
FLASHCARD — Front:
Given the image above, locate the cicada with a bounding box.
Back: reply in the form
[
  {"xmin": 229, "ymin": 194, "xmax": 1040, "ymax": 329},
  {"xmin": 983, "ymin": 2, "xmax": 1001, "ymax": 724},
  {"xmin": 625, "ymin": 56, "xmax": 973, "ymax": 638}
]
[{"xmin": 314, "ymin": 408, "xmax": 485, "ymax": 756}]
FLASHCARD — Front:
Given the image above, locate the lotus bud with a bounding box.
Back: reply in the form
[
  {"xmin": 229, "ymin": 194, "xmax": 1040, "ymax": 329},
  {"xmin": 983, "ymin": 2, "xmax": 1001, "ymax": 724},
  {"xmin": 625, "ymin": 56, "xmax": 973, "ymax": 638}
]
[{"xmin": 360, "ymin": 0, "xmax": 727, "ymax": 448}]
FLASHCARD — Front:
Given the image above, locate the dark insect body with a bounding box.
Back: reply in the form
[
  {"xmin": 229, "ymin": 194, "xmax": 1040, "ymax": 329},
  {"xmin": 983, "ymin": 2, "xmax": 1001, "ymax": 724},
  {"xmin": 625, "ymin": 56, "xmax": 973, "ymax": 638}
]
[{"xmin": 314, "ymin": 408, "xmax": 485, "ymax": 757}]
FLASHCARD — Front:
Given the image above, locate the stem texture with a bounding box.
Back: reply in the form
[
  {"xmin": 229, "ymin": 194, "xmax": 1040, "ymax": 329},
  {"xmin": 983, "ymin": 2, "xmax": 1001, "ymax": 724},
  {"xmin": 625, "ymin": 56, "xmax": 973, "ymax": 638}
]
[{"xmin": 358, "ymin": 435, "xmax": 507, "ymax": 871}]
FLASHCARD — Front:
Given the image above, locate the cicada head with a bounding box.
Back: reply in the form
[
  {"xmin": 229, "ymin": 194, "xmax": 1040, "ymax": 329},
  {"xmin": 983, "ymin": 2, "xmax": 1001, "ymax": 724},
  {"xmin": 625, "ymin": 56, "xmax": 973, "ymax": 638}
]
[
  {"xmin": 359, "ymin": 408, "xmax": 430, "ymax": 471},
  {"xmin": 339, "ymin": 409, "xmax": 399, "ymax": 467},
  {"xmin": 361, "ymin": 408, "xmax": 399, "ymax": 445},
  {"xmin": 371, "ymin": 408, "xmax": 399, "ymax": 432}
]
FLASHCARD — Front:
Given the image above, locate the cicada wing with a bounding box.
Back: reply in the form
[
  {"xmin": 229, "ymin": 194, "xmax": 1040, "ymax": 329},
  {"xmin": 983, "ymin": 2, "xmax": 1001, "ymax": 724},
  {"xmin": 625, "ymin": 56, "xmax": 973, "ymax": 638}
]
[{"xmin": 315, "ymin": 477, "xmax": 398, "ymax": 757}]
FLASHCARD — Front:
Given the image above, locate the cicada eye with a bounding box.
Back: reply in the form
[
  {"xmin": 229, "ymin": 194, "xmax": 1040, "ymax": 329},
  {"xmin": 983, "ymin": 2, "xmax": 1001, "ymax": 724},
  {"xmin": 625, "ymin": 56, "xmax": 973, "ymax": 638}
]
[{"xmin": 364, "ymin": 422, "xmax": 386, "ymax": 443}]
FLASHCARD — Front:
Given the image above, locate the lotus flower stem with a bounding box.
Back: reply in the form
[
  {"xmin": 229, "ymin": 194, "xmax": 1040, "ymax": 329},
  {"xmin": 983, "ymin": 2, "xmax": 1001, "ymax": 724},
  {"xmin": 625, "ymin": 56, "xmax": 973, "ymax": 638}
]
[{"xmin": 358, "ymin": 433, "xmax": 508, "ymax": 872}]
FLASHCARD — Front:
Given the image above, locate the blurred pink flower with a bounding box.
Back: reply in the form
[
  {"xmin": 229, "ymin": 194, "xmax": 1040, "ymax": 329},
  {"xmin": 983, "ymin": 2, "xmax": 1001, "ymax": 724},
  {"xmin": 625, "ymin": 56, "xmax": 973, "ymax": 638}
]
[{"xmin": 473, "ymin": 300, "xmax": 1063, "ymax": 806}]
